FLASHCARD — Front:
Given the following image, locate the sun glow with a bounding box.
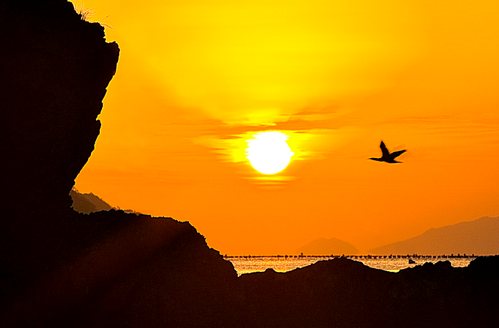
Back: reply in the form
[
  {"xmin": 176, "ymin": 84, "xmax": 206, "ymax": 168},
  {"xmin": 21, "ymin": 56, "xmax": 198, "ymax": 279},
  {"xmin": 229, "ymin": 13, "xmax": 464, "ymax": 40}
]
[{"xmin": 246, "ymin": 132, "xmax": 294, "ymax": 174}]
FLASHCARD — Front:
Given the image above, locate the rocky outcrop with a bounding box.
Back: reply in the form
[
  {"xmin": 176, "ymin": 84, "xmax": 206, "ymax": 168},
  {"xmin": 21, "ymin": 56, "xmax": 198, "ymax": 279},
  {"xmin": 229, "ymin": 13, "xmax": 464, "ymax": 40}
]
[
  {"xmin": 1, "ymin": 0, "xmax": 118, "ymax": 312},
  {"xmin": 237, "ymin": 256, "xmax": 499, "ymax": 328},
  {"xmin": 1, "ymin": 1, "xmax": 498, "ymax": 327}
]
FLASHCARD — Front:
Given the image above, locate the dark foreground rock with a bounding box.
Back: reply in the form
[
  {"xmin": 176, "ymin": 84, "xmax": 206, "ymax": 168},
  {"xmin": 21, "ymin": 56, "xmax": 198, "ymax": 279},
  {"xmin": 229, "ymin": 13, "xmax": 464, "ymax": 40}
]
[
  {"xmin": 1, "ymin": 1, "xmax": 498, "ymax": 327},
  {"xmin": 238, "ymin": 257, "xmax": 499, "ymax": 328}
]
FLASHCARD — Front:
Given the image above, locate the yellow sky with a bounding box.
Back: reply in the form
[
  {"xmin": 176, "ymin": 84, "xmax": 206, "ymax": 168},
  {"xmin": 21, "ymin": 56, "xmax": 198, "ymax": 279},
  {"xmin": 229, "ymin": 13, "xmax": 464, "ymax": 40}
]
[{"xmin": 72, "ymin": 0, "xmax": 499, "ymax": 254}]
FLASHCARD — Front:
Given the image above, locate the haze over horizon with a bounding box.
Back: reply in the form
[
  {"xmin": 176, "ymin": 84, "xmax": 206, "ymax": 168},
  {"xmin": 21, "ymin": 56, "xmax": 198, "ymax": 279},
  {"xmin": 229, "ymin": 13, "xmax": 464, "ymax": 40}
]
[
  {"xmin": 72, "ymin": 0, "xmax": 499, "ymax": 254},
  {"xmin": 69, "ymin": 191, "xmax": 499, "ymax": 255}
]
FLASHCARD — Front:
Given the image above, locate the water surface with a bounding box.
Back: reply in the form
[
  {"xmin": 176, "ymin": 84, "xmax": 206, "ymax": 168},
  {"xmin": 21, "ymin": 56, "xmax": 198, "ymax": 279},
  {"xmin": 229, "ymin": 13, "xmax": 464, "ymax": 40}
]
[{"xmin": 226, "ymin": 255, "xmax": 476, "ymax": 276}]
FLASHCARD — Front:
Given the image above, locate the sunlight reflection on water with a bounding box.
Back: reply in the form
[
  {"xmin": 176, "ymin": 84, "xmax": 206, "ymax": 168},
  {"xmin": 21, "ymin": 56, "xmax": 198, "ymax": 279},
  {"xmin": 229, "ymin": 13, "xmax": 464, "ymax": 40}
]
[{"xmin": 227, "ymin": 256, "xmax": 476, "ymax": 276}]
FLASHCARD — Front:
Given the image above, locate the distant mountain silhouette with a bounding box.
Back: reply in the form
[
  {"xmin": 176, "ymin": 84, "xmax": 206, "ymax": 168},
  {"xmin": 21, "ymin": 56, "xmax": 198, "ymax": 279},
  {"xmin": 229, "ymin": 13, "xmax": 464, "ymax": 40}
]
[
  {"xmin": 70, "ymin": 189, "xmax": 112, "ymax": 214},
  {"xmin": 296, "ymin": 237, "xmax": 359, "ymax": 255},
  {"xmin": 371, "ymin": 216, "xmax": 499, "ymax": 255}
]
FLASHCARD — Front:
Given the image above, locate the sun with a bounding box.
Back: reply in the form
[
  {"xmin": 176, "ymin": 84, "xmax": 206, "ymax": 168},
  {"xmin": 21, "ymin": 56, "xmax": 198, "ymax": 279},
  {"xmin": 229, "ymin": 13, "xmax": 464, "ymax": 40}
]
[{"xmin": 246, "ymin": 131, "xmax": 294, "ymax": 174}]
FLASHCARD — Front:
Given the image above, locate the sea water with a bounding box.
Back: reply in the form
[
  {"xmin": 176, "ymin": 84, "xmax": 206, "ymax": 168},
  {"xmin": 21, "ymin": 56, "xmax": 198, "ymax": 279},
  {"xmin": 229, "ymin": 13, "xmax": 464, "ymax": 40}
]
[{"xmin": 226, "ymin": 255, "xmax": 476, "ymax": 276}]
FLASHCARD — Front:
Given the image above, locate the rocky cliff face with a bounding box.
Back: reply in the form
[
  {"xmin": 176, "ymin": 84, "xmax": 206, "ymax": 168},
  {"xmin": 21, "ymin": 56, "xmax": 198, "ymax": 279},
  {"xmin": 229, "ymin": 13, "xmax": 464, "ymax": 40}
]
[
  {"xmin": 1, "ymin": 0, "xmax": 118, "ymax": 313},
  {"xmin": 1, "ymin": 0, "xmax": 118, "ymax": 212},
  {"xmin": 1, "ymin": 1, "xmax": 498, "ymax": 327}
]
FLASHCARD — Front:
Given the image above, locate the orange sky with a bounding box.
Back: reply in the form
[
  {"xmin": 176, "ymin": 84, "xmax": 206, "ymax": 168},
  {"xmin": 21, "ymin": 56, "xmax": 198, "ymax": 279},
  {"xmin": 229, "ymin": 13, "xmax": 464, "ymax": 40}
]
[{"xmin": 72, "ymin": 0, "xmax": 499, "ymax": 254}]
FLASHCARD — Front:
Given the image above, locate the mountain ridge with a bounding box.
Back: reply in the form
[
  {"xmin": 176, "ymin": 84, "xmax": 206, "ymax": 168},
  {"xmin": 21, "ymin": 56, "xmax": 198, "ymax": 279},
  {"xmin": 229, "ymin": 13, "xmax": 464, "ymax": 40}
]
[
  {"xmin": 371, "ymin": 216, "xmax": 499, "ymax": 255},
  {"xmin": 70, "ymin": 189, "xmax": 113, "ymax": 214}
]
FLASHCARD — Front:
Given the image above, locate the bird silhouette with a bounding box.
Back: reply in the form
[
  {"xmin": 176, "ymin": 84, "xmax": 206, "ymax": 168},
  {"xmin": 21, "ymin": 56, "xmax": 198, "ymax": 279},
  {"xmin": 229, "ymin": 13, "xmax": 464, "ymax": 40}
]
[{"xmin": 369, "ymin": 141, "xmax": 406, "ymax": 163}]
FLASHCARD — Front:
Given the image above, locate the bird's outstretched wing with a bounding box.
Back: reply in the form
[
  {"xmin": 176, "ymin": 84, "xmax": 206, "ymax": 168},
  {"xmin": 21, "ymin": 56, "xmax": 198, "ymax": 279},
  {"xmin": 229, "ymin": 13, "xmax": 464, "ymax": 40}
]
[
  {"xmin": 390, "ymin": 149, "xmax": 406, "ymax": 159},
  {"xmin": 380, "ymin": 141, "xmax": 390, "ymax": 157}
]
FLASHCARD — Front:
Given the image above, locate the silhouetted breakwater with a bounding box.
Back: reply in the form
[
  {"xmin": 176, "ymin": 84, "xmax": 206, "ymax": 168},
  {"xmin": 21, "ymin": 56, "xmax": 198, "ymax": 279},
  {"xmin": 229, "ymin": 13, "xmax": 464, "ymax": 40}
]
[{"xmin": 224, "ymin": 254, "xmax": 479, "ymax": 260}]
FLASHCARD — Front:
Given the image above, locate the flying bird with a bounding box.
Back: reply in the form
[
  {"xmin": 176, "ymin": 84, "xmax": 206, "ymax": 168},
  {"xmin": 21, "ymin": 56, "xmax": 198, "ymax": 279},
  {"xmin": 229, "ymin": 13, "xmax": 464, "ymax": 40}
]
[{"xmin": 369, "ymin": 141, "xmax": 406, "ymax": 163}]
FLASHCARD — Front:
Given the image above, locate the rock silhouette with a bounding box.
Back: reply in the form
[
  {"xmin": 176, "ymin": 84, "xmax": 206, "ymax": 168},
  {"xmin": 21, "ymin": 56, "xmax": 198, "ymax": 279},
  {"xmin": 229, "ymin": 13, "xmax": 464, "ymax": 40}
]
[
  {"xmin": 370, "ymin": 141, "xmax": 406, "ymax": 163},
  {"xmin": 1, "ymin": 1, "xmax": 498, "ymax": 327}
]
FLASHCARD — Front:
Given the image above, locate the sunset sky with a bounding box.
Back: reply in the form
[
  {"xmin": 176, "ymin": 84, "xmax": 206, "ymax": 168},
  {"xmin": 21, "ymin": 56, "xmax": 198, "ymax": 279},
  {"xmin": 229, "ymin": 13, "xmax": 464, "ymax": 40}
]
[{"xmin": 72, "ymin": 0, "xmax": 499, "ymax": 254}]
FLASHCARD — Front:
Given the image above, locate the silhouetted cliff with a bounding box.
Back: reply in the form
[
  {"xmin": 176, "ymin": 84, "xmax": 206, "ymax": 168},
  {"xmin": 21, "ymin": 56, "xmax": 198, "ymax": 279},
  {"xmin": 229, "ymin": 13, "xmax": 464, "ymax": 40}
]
[
  {"xmin": 0, "ymin": 2, "xmax": 240, "ymax": 327},
  {"xmin": 1, "ymin": 0, "xmax": 118, "ymax": 213},
  {"xmin": 1, "ymin": 1, "xmax": 498, "ymax": 327}
]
